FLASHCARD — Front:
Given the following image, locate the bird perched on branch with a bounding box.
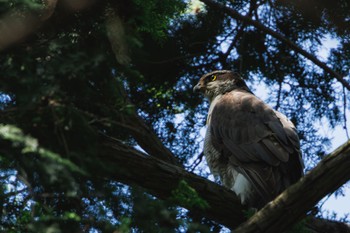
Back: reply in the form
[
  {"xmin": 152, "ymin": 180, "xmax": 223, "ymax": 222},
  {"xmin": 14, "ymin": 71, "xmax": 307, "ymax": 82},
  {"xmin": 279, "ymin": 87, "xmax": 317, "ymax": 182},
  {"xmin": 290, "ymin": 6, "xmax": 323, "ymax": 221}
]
[{"xmin": 194, "ymin": 70, "xmax": 304, "ymax": 208}]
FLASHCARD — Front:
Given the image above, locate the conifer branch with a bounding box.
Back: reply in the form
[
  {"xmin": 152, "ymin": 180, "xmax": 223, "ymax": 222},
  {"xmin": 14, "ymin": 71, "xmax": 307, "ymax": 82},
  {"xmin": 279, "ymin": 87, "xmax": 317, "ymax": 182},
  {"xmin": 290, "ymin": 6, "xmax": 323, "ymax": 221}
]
[{"xmin": 200, "ymin": 0, "xmax": 350, "ymax": 91}]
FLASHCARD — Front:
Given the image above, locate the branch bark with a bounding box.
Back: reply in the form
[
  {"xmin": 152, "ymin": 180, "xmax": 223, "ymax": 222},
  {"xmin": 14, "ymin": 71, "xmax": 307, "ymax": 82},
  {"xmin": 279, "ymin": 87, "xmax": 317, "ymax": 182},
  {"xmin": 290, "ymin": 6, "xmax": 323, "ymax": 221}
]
[
  {"xmin": 1, "ymin": 123, "xmax": 349, "ymax": 231},
  {"xmin": 200, "ymin": 0, "xmax": 350, "ymax": 91},
  {"xmin": 0, "ymin": 0, "xmax": 95, "ymax": 51},
  {"xmin": 105, "ymin": 6, "xmax": 131, "ymax": 65},
  {"xmin": 124, "ymin": 114, "xmax": 179, "ymax": 165},
  {"xmin": 99, "ymin": 134, "xmax": 350, "ymax": 232},
  {"xmin": 99, "ymin": 135, "xmax": 246, "ymax": 229},
  {"xmin": 0, "ymin": 0, "xmax": 58, "ymax": 50}
]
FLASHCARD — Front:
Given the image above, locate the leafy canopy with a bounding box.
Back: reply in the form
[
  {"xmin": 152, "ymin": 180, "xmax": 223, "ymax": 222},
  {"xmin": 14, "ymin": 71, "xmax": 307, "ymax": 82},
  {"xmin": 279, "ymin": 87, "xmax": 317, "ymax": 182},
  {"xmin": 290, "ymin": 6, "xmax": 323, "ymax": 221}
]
[{"xmin": 0, "ymin": 0, "xmax": 349, "ymax": 232}]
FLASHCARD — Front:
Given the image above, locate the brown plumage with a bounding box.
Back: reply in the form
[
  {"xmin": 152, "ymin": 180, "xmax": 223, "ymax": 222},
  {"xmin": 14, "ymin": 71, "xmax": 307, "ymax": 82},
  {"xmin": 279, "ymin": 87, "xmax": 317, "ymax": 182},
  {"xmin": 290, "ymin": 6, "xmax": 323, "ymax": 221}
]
[{"xmin": 194, "ymin": 70, "xmax": 304, "ymax": 208}]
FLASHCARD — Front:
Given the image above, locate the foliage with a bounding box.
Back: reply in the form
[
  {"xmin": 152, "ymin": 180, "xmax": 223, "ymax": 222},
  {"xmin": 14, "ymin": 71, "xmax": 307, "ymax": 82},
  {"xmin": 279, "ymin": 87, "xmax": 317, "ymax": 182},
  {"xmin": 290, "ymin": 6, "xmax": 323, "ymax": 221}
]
[
  {"xmin": 287, "ymin": 218, "xmax": 312, "ymax": 233},
  {"xmin": 0, "ymin": 0, "xmax": 349, "ymax": 232},
  {"xmin": 170, "ymin": 180, "xmax": 209, "ymax": 209}
]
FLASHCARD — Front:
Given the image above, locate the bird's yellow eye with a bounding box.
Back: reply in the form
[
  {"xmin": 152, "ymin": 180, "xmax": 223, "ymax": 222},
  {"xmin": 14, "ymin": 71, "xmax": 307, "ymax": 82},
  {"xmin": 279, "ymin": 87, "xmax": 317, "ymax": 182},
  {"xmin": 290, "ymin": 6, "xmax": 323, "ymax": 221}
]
[{"xmin": 211, "ymin": 75, "xmax": 217, "ymax": 81}]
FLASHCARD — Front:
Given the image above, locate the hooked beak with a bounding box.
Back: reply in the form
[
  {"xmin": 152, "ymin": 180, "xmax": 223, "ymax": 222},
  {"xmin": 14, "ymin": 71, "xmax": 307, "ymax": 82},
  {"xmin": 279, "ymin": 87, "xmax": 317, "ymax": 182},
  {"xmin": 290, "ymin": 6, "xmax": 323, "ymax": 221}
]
[{"xmin": 193, "ymin": 83, "xmax": 204, "ymax": 93}]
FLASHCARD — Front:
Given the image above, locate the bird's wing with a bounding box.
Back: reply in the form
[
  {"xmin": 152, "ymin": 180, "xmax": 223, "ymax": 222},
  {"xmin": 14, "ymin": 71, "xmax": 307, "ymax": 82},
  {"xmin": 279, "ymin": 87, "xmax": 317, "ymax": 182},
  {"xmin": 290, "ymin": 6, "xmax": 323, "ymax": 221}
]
[{"xmin": 209, "ymin": 90, "xmax": 303, "ymax": 202}]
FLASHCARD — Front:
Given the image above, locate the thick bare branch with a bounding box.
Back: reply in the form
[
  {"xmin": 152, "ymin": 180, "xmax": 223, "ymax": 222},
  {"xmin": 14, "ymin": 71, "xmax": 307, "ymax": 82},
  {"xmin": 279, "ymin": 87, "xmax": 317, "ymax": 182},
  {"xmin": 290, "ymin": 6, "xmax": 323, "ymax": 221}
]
[
  {"xmin": 0, "ymin": 0, "xmax": 58, "ymax": 50},
  {"xmin": 200, "ymin": 0, "xmax": 350, "ymax": 91},
  {"xmin": 0, "ymin": 0, "xmax": 96, "ymax": 51},
  {"xmin": 306, "ymin": 217, "xmax": 350, "ymax": 233},
  {"xmin": 105, "ymin": 6, "xmax": 131, "ymax": 65},
  {"xmin": 99, "ymin": 135, "xmax": 246, "ymax": 229},
  {"xmin": 234, "ymin": 140, "xmax": 350, "ymax": 233},
  {"xmin": 99, "ymin": 136, "xmax": 350, "ymax": 231},
  {"xmin": 124, "ymin": 114, "xmax": 179, "ymax": 165}
]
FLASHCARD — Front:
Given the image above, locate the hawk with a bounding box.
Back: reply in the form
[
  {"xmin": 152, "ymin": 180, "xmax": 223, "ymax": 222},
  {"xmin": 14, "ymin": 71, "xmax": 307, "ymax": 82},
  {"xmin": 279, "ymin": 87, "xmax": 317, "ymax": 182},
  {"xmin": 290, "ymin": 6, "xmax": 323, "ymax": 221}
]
[{"xmin": 194, "ymin": 70, "xmax": 304, "ymax": 208}]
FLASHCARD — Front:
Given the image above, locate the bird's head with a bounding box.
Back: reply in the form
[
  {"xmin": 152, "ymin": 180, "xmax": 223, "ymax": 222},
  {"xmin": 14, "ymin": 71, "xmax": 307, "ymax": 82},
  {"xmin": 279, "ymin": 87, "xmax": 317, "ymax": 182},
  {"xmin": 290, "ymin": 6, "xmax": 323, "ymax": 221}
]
[{"xmin": 193, "ymin": 70, "xmax": 250, "ymax": 101}]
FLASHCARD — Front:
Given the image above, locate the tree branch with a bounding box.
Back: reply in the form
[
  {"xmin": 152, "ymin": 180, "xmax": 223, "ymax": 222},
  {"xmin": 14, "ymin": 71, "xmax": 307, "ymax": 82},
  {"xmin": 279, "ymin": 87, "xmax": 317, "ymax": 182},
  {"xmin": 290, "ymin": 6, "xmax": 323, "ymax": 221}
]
[
  {"xmin": 0, "ymin": 0, "xmax": 96, "ymax": 51},
  {"xmin": 105, "ymin": 6, "xmax": 131, "ymax": 65},
  {"xmin": 81, "ymin": 107, "xmax": 179, "ymax": 165},
  {"xmin": 200, "ymin": 0, "xmax": 350, "ymax": 91},
  {"xmin": 1, "ymin": 124, "xmax": 350, "ymax": 231},
  {"xmin": 234, "ymin": 140, "xmax": 350, "ymax": 233},
  {"xmin": 0, "ymin": 0, "xmax": 58, "ymax": 50},
  {"xmin": 100, "ymin": 136, "xmax": 350, "ymax": 232},
  {"xmin": 111, "ymin": 114, "xmax": 179, "ymax": 165},
  {"xmin": 99, "ymin": 135, "xmax": 246, "ymax": 229}
]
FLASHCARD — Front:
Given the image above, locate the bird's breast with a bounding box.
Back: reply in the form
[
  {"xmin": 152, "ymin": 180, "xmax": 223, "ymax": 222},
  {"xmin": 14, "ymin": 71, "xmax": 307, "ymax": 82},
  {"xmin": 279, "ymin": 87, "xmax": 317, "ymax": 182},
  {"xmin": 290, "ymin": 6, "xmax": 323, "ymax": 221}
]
[
  {"xmin": 203, "ymin": 126, "xmax": 222, "ymax": 174},
  {"xmin": 206, "ymin": 94, "xmax": 222, "ymax": 125}
]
